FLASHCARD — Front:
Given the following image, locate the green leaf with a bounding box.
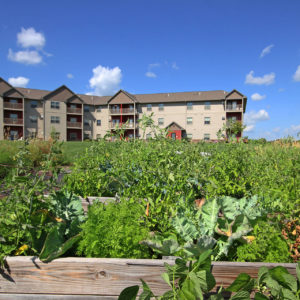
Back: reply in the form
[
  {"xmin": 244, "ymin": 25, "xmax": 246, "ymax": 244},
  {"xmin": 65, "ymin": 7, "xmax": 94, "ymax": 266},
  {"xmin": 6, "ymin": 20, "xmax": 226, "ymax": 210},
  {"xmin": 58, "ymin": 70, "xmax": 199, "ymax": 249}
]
[
  {"xmin": 226, "ymin": 273, "xmax": 251, "ymax": 292},
  {"xmin": 296, "ymin": 262, "xmax": 300, "ymax": 283},
  {"xmin": 139, "ymin": 279, "xmax": 154, "ymax": 300},
  {"xmin": 39, "ymin": 224, "xmax": 81, "ymax": 262},
  {"xmin": 229, "ymin": 290, "xmax": 250, "ymax": 300},
  {"xmin": 196, "ymin": 270, "xmax": 216, "ymax": 293},
  {"xmin": 178, "ymin": 277, "xmax": 199, "ymax": 300},
  {"xmin": 254, "ymin": 292, "xmax": 269, "ymax": 300},
  {"xmin": 118, "ymin": 285, "xmax": 139, "ymax": 300},
  {"xmin": 257, "ymin": 267, "xmax": 269, "ymax": 286},
  {"xmin": 171, "ymin": 216, "xmax": 199, "ymax": 242},
  {"xmin": 161, "ymin": 272, "xmax": 172, "ymax": 287},
  {"xmin": 184, "ymin": 236, "xmax": 216, "ymax": 257},
  {"xmin": 281, "ymin": 288, "xmax": 297, "ymax": 300},
  {"xmin": 269, "ymin": 266, "xmax": 297, "ymax": 292},
  {"xmin": 200, "ymin": 198, "xmax": 219, "ymax": 236}
]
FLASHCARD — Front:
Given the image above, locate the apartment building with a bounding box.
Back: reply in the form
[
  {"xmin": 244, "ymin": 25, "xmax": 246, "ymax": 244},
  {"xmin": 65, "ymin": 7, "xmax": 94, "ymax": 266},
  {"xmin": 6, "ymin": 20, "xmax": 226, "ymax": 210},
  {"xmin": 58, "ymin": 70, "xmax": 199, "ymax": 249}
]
[{"xmin": 0, "ymin": 77, "xmax": 247, "ymax": 141}]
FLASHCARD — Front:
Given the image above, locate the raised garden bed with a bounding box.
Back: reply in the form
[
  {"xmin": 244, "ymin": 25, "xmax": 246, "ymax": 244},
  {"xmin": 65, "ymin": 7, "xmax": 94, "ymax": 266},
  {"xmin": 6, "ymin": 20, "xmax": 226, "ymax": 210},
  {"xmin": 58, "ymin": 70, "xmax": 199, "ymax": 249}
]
[{"xmin": 0, "ymin": 257, "xmax": 297, "ymax": 299}]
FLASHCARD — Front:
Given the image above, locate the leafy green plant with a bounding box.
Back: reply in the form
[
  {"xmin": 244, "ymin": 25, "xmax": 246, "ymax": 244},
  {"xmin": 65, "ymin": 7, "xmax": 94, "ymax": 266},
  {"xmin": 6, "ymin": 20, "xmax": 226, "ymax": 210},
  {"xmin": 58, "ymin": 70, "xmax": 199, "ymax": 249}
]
[
  {"xmin": 143, "ymin": 195, "xmax": 265, "ymax": 260},
  {"xmin": 77, "ymin": 199, "xmax": 150, "ymax": 258},
  {"xmin": 236, "ymin": 221, "xmax": 292, "ymax": 263}
]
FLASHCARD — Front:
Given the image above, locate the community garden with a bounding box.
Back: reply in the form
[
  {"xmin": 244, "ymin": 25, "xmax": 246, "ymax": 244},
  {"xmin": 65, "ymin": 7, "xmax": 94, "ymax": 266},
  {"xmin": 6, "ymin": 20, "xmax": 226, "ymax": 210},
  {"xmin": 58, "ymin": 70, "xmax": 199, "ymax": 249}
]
[{"xmin": 0, "ymin": 137, "xmax": 299, "ymax": 299}]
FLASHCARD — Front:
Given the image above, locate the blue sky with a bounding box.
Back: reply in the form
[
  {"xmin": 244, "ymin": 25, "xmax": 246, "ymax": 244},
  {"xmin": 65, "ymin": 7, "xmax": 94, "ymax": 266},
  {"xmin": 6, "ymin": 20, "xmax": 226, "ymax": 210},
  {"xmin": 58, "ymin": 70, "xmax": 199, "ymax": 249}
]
[{"xmin": 1, "ymin": 0, "xmax": 300, "ymax": 139}]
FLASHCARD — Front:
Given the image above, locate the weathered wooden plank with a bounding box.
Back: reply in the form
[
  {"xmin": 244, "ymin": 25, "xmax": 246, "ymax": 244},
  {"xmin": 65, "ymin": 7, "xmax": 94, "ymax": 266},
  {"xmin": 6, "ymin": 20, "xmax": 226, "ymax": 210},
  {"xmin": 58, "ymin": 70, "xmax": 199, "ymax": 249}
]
[
  {"xmin": 81, "ymin": 196, "xmax": 116, "ymax": 212},
  {"xmin": 0, "ymin": 295, "xmax": 117, "ymax": 300},
  {"xmin": 0, "ymin": 257, "xmax": 297, "ymax": 296}
]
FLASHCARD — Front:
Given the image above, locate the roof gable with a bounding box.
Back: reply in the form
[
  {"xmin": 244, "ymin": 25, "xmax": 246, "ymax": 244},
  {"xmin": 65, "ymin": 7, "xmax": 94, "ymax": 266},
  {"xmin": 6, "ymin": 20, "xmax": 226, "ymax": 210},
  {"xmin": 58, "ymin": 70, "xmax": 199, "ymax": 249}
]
[
  {"xmin": 166, "ymin": 121, "xmax": 185, "ymax": 131},
  {"xmin": 108, "ymin": 90, "xmax": 137, "ymax": 104},
  {"xmin": 226, "ymin": 89, "xmax": 245, "ymax": 100},
  {"xmin": 0, "ymin": 77, "xmax": 24, "ymax": 98},
  {"xmin": 44, "ymin": 85, "xmax": 83, "ymax": 102}
]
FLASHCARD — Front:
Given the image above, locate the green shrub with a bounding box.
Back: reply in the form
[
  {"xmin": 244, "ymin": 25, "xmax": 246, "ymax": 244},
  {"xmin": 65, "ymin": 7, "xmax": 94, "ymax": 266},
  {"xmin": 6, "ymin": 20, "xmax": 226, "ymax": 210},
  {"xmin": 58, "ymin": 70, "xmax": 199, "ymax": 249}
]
[
  {"xmin": 77, "ymin": 199, "xmax": 150, "ymax": 258},
  {"xmin": 236, "ymin": 221, "xmax": 292, "ymax": 263}
]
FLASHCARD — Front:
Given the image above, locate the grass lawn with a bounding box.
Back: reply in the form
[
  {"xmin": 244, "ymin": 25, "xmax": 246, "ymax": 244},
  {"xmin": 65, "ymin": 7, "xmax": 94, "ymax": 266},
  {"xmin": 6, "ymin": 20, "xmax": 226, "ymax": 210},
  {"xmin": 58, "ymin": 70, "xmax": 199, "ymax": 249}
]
[
  {"xmin": 61, "ymin": 141, "xmax": 93, "ymax": 164},
  {"xmin": 0, "ymin": 140, "xmax": 94, "ymax": 179}
]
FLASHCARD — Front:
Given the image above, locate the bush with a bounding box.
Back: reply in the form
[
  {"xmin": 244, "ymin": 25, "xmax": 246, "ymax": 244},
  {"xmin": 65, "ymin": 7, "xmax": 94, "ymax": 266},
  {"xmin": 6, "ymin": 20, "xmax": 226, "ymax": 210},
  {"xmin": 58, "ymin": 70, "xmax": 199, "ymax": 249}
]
[
  {"xmin": 236, "ymin": 221, "xmax": 292, "ymax": 263},
  {"xmin": 77, "ymin": 199, "xmax": 150, "ymax": 258}
]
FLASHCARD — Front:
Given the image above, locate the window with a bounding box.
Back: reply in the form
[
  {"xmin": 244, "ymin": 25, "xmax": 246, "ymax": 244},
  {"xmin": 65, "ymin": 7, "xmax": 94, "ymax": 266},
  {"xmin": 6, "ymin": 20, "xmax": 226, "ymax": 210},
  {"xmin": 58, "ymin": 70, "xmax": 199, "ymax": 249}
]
[
  {"xmin": 9, "ymin": 99, "xmax": 18, "ymax": 103},
  {"xmin": 84, "ymin": 105, "xmax": 90, "ymax": 112},
  {"xmin": 204, "ymin": 101, "xmax": 211, "ymax": 110},
  {"xmin": 204, "ymin": 133, "xmax": 210, "ymax": 141},
  {"xmin": 70, "ymin": 104, "xmax": 77, "ymax": 109},
  {"xmin": 31, "ymin": 101, "xmax": 38, "ymax": 108},
  {"xmin": 10, "ymin": 113, "xmax": 18, "ymax": 119},
  {"xmin": 158, "ymin": 118, "xmax": 164, "ymax": 125},
  {"xmin": 229, "ymin": 116, "xmax": 237, "ymax": 122},
  {"xmin": 204, "ymin": 117, "xmax": 211, "ymax": 125},
  {"xmin": 84, "ymin": 119, "xmax": 90, "ymax": 126},
  {"xmin": 96, "ymin": 134, "xmax": 101, "ymax": 140},
  {"xmin": 187, "ymin": 117, "xmax": 193, "ymax": 125},
  {"xmin": 97, "ymin": 120, "xmax": 101, "ymax": 126},
  {"xmin": 147, "ymin": 104, "xmax": 152, "ymax": 111},
  {"xmin": 51, "ymin": 101, "xmax": 60, "ymax": 109},
  {"xmin": 30, "ymin": 115, "xmax": 38, "ymax": 123},
  {"xmin": 222, "ymin": 116, "xmax": 225, "ymax": 120},
  {"xmin": 158, "ymin": 103, "xmax": 164, "ymax": 111},
  {"xmin": 51, "ymin": 116, "xmax": 60, "ymax": 124},
  {"xmin": 97, "ymin": 106, "xmax": 102, "ymax": 112},
  {"xmin": 187, "ymin": 133, "xmax": 193, "ymax": 139},
  {"xmin": 70, "ymin": 117, "xmax": 77, "ymax": 123},
  {"xmin": 146, "ymin": 133, "xmax": 152, "ymax": 139},
  {"xmin": 187, "ymin": 102, "xmax": 193, "ymax": 110}
]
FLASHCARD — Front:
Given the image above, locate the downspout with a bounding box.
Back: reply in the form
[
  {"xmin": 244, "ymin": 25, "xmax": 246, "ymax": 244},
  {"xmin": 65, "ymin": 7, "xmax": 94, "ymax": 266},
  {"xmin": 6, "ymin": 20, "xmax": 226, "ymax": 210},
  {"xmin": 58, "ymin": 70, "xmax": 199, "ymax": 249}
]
[
  {"xmin": 43, "ymin": 99, "xmax": 46, "ymax": 140},
  {"xmin": 134, "ymin": 102, "xmax": 136, "ymax": 139}
]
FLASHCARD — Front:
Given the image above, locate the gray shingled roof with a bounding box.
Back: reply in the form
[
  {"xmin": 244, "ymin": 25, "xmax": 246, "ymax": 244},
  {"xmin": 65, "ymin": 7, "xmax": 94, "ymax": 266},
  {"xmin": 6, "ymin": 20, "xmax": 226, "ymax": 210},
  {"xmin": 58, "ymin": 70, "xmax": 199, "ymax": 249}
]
[{"xmin": 11, "ymin": 87, "xmax": 244, "ymax": 105}]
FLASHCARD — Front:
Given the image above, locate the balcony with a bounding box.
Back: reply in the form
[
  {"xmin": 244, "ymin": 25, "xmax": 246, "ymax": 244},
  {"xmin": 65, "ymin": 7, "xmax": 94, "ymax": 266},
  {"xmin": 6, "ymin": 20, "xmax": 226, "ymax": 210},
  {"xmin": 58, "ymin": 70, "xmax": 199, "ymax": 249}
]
[
  {"xmin": 110, "ymin": 122, "xmax": 137, "ymax": 129},
  {"xmin": 67, "ymin": 121, "xmax": 82, "ymax": 128},
  {"xmin": 4, "ymin": 102, "xmax": 23, "ymax": 110},
  {"xmin": 4, "ymin": 118, "xmax": 23, "ymax": 125},
  {"xmin": 67, "ymin": 107, "xmax": 82, "ymax": 114},
  {"xmin": 109, "ymin": 108, "xmax": 137, "ymax": 115},
  {"xmin": 226, "ymin": 104, "xmax": 243, "ymax": 111}
]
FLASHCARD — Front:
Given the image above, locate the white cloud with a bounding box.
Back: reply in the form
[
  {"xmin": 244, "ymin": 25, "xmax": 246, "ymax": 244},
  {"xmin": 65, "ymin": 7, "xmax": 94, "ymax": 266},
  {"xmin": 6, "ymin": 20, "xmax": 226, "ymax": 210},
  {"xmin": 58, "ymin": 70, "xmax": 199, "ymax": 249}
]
[
  {"xmin": 67, "ymin": 73, "xmax": 74, "ymax": 79},
  {"xmin": 244, "ymin": 109, "xmax": 270, "ymax": 132},
  {"xmin": 272, "ymin": 127, "xmax": 281, "ymax": 133},
  {"xmin": 245, "ymin": 70, "xmax": 275, "ymax": 85},
  {"xmin": 17, "ymin": 27, "xmax": 45, "ymax": 49},
  {"xmin": 88, "ymin": 65, "xmax": 122, "ymax": 96},
  {"xmin": 8, "ymin": 48, "xmax": 42, "ymax": 65},
  {"xmin": 171, "ymin": 62, "xmax": 179, "ymax": 70},
  {"xmin": 8, "ymin": 76, "xmax": 29, "ymax": 87},
  {"xmin": 278, "ymin": 88, "xmax": 285, "ymax": 92},
  {"xmin": 260, "ymin": 44, "xmax": 274, "ymax": 58},
  {"xmin": 149, "ymin": 63, "xmax": 160, "ymax": 68},
  {"xmin": 244, "ymin": 124, "xmax": 255, "ymax": 132},
  {"xmin": 293, "ymin": 65, "xmax": 300, "ymax": 82},
  {"xmin": 145, "ymin": 71, "xmax": 157, "ymax": 78},
  {"xmin": 251, "ymin": 93, "xmax": 266, "ymax": 101}
]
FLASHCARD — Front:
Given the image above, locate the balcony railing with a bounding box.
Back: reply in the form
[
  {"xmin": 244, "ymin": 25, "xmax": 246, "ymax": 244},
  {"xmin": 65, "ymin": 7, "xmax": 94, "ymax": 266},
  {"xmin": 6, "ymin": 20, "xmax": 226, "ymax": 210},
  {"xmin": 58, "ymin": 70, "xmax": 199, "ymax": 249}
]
[
  {"xmin": 110, "ymin": 122, "xmax": 137, "ymax": 129},
  {"xmin": 4, "ymin": 102, "xmax": 23, "ymax": 110},
  {"xmin": 226, "ymin": 104, "xmax": 243, "ymax": 111},
  {"xmin": 109, "ymin": 108, "xmax": 137, "ymax": 115},
  {"xmin": 67, "ymin": 121, "xmax": 82, "ymax": 128},
  {"xmin": 67, "ymin": 107, "xmax": 82, "ymax": 114},
  {"xmin": 4, "ymin": 118, "xmax": 23, "ymax": 125}
]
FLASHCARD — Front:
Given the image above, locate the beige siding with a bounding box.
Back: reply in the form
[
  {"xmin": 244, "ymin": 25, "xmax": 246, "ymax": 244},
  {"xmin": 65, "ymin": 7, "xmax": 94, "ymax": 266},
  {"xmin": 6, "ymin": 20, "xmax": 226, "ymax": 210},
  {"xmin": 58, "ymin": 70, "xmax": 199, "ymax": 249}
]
[
  {"xmin": 44, "ymin": 100, "xmax": 67, "ymax": 141},
  {"xmin": 24, "ymin": 99, "xmax": 44, "ymax": 139},
  {"xmin": 94, "ymin": 106, "xmax": 109, "ymax": 139},
  {"xmin": 139, "ymin": 101, "xmax": 226, "ymax": 140}
]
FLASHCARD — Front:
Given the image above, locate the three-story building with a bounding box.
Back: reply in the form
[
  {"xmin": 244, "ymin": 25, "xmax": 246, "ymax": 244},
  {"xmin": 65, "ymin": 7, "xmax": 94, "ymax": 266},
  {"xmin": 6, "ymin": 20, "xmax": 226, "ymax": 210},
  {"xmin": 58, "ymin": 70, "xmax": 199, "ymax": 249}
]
[{"xmin": 0, "ymin": 77, "xmax": 247, "ymax": 141}]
